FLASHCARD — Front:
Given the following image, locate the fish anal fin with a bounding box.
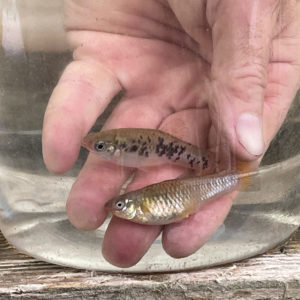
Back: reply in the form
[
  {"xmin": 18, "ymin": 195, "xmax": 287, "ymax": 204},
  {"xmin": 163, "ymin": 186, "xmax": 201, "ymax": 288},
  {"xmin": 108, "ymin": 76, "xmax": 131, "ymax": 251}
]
[{"xmin": 178, "ymin": 209, "xmax": 191, "ymax": 220}]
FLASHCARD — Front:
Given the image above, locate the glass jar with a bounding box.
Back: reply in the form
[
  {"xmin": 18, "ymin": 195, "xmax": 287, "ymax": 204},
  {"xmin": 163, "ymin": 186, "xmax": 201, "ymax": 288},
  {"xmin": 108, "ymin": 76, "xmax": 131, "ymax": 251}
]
[{"xmin": 0, "ymin": 0, "xmax": 299, "ymax": 272}]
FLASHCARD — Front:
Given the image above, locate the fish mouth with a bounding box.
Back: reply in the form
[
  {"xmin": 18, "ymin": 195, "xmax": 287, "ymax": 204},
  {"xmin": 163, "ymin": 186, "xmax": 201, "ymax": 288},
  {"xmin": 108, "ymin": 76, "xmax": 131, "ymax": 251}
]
[
  {"xmin": 81, "ymin": 138, "xmax": 89, "ymax": 149},
  {"xmin": 81, "ymin": 133, "xmax": 97, "ymax": 150}
]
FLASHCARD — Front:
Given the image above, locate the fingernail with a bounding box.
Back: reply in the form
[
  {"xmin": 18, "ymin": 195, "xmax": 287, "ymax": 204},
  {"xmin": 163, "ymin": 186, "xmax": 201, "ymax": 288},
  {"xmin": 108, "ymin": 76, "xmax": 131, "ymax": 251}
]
[{"xmin": 236, "ymin": 113, "xmax": 264, "ymax": 156}]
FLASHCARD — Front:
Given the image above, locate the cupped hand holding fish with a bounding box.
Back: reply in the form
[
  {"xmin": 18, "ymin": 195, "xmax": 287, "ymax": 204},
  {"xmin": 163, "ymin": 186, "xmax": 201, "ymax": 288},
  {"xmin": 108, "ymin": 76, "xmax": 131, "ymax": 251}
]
[{"xmin": 42, "ymin": 0, "xmax": 300, "ymax": 267}]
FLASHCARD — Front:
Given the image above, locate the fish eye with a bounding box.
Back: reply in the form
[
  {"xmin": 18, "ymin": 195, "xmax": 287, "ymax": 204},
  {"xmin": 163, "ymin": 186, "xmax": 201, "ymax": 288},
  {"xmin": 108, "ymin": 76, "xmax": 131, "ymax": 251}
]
[
  {"xmin": 94, "ymin": 141, "xmax": 106, "ymax": 152},
  {"xmin": 115, "ymin": 200, "xmax": 125, "ymax": 210}
]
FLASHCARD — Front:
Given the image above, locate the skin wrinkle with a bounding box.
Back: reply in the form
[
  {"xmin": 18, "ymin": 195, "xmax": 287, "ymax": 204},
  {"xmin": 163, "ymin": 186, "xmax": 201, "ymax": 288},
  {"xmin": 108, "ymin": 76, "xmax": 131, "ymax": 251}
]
[
  {"xmin": 167, "ymin": 0, "xmax": 213, "ymax": 62},
  {"xmin": 224, "ymin": 67, "xmax": 267, "ymax": 104},
  {"xmin": 211, "ymin": 1, "xmax": 275, "ymax": 60},
  {"xmin": 69, "ymin": 32, "xmax": 203, "ymax": 85},
  {"xmin": 116, "ymin": 4, "xmax": 183, "ymax": 31},
  {"xmin": 65, "ymin": 0, "xmax": 199, "ymax": 55}
]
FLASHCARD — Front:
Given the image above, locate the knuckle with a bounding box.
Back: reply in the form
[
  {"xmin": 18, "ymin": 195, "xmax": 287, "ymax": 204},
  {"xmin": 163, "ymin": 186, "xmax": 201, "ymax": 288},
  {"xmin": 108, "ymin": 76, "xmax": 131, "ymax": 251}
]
[
  {"xmin": 211, "ymin": 61, "xmax": 267, "ymax": 105},
  {"xmin": 232, "ymin": 62, "xmax": 267, "ymax": 89}
]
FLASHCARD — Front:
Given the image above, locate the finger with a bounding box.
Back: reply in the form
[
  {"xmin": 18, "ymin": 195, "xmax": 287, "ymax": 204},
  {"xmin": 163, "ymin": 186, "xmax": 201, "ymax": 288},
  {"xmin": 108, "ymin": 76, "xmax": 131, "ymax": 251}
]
[
  {"xmin": 66, "ymin": 156, "xmax": 131, "ymax": 231},
  {"xmin": 263, "ymin": 0, "xmax": 300, "ymax": 143},
  {"xmin": 263, "ymin": 1, "xmax": 300, "ymax": 151},
  {"xmin": 42, "ymin": 60, "xmax": 122, "ymax": 173},
  {"xmin": 102, "ymin": 218, "xmax": 161, "ymax": 268},
  {"xmin": 263, "ymin": 63, "xmax": 300, "ymax": 145},
  {"xmin": 162, "ymin": 193, "xmax": 235, "ymax": 258},
  {"xmin": 208, "ymin": 0, "xmax": 279, "ymax": 160}
]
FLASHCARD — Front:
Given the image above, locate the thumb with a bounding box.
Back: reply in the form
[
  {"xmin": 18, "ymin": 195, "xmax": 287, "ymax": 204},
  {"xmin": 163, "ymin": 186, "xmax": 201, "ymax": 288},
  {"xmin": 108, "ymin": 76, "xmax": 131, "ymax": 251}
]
[{"xmin": 209, "ymin": 0, "xmax": 278, "ymax": 160}]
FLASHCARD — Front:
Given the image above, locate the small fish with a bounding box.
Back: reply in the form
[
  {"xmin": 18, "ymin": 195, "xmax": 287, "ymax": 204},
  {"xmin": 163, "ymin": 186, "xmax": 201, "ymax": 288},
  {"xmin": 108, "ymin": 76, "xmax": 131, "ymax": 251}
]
[
  {"xmin": 82, "ymin": 128, "xmax": 211, "ymax": 170},
  {"xmin": 105, "ymin": 171, "xmax": 254, "ymax": 225}
]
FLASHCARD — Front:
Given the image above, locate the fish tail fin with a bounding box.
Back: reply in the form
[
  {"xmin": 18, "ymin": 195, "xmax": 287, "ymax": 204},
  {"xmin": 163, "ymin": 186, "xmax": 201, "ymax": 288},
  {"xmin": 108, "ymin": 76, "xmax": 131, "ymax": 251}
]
[{"xmin": 236, "ymin": 161, "xmax": 260, "ymax": 191}]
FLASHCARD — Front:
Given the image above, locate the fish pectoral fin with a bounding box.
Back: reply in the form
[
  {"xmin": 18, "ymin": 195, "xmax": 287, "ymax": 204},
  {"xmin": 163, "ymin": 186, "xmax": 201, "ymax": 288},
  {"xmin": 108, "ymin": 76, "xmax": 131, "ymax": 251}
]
[{"xmin": 141, "ymin": 201, "xmax": 151, "ymax": 214}]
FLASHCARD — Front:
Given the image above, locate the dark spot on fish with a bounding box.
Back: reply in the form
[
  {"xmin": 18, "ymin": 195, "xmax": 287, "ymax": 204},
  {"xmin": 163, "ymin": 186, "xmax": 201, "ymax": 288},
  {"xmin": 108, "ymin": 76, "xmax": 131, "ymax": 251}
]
[
  {"xmin": 174, "ymin": 156, "xmax": 180, "ymax": 162},
  {"xmin": 166, "ymin": 153, "xmax": 173, "ymax": 159},
  {"xmin": 186, "ymin": 154, "xmax": 191, "ymax": 159},
  {"xmin": 155, "ymin": 137, "xmax": 165, "ymax": 155},
  {"xmin": 280, "ymin": 246, "xmax": 286, "ymax": 254},
  {"xmin": 178, "ymin": 146, "xmax": 186, "ymax": 155},
  {"xmin": 129, "ymin": 145, "xmax": 138, "ymax": 152},
  {"xmin": 202, "ymin": 157, "xmax": 208, "ymax": 169},
  {"xmin": 147, "ymin": 137, "xmax": 151, "ymax": 143},
  {"xmin": 142, "ymin": 141, "xmax": 147, "ymax": 146},
  {"xmin": 155, "ymin": 138, "xmax": 186, "ymax": 161},
  {"xmin": 158, "ymin": 137, "xmax": 164, "ymax": 146},
  {"xmin": 157, "ymin": 146, "xmax": 166, "ymax": 157},
  {"xmin": 131, "ymin": 139, "xmax": 136, "ymax": 143},
  {"xmin": 140, "ymin": 135, "xmax": 143, "ymax": 140},
  {"xmin": 166, "ymin": 142, "xmax": 176, "ymax": 159},
  {"xmin": 189, "ymin": 157, "xmax": 196, "ymax": 167},
  {"xmin": 119, "ymin": 142, "xmax": 127, "ymax": 149},
  {"xmin": 196, "ymin": 160, "xmax": 201, "ymax": 165},
  {"xmin": 138, "ymin": 146, "xmax": 148, "ymax": 156},
  {"xmin": 145, "ymin": 151, "xmax": 149, "ymax": 157}
]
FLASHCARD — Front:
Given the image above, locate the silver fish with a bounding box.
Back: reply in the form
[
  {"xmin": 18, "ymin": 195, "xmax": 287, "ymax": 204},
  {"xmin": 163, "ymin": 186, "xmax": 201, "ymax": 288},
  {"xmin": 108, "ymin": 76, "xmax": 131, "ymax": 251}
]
[{"xmin": 105, "ymin": 172, "xmax": 245, "ymax": 225}]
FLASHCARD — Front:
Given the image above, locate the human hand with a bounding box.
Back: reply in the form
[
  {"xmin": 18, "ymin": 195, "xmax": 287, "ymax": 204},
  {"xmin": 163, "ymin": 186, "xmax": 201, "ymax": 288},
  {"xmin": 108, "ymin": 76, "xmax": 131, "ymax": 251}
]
[{"xmin": 42, "ymin": 0, "xmax": 300, "ymax": 267}]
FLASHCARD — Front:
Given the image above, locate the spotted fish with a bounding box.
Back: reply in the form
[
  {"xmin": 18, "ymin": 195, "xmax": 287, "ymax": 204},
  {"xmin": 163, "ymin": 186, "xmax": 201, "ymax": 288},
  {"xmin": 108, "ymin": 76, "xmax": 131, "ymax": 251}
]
[{"xmin": 82, "ymin": 128, "xmax": 210, "ymax": 170}]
